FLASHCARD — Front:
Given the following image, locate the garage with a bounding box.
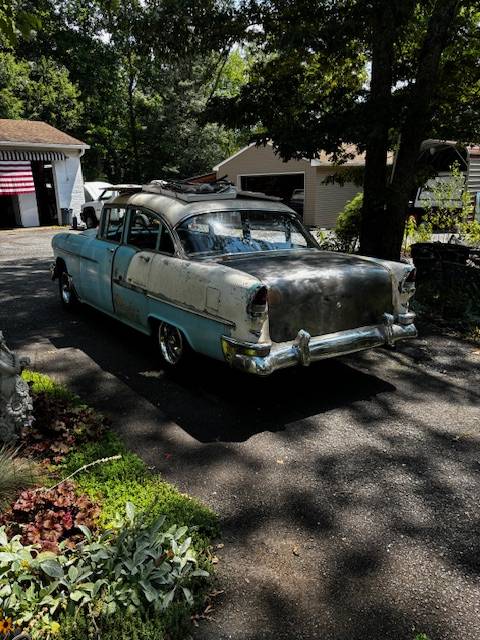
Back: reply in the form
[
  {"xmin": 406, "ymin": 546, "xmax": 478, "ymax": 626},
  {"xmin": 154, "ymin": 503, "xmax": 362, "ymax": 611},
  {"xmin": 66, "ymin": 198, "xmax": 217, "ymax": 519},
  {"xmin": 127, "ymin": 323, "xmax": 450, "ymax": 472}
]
[
  {"xmin": 239, "ymin": 172, "xmax": 304, "ymax": 216},
  {"xmin": 214, "ymin": 142, "xmax": 367, "ymax": 228},
  {"xmin": 0, "ymin": 119, "xmax": 89, "ymax": 228}
]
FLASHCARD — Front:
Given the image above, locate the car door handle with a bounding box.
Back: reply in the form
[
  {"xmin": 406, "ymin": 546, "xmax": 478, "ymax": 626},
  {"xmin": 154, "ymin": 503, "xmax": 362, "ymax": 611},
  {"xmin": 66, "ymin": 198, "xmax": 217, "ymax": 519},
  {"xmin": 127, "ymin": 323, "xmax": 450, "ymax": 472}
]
[
  {"xmin": 107, "ymin": 247, "xmax": 115, "ymax": 253},
  {"xmin": 139, "ymin": 255, "xmax": 151, "ymax": 262}
]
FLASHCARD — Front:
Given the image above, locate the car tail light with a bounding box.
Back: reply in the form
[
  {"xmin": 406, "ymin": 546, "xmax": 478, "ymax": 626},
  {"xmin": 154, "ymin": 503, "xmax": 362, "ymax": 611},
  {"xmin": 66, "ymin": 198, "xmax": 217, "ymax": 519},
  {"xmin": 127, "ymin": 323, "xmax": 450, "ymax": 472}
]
[{"xmin": 248, "ymin": 286, "xmax": 268, "ymax": 317}]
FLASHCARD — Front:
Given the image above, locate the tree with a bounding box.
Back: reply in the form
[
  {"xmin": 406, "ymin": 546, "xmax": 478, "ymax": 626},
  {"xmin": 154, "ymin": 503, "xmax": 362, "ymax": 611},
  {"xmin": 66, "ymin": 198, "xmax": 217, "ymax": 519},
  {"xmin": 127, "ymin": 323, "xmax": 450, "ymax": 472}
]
[
  {"xmin": 11, "ymin": 0, "xmax": 246, "ymax": 181},
  {"xmin": 0, "ymin": 53, "xmax": 82, "ymax": 130},
  {"xmin": 206, "ymin": 0, "xmax": 480, "ymax": 260},
  {"xmin": 0, "ymin": 0, "xmax": 39, "ymax": 47}
]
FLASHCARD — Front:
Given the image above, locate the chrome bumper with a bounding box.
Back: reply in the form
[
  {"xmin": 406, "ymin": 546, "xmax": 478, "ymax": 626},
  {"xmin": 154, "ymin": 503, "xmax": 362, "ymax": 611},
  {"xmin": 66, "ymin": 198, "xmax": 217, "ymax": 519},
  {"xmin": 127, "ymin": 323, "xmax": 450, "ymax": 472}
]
[{"xmin": 223, "ymin": 313, "xmax": 417, "ymax": 376}]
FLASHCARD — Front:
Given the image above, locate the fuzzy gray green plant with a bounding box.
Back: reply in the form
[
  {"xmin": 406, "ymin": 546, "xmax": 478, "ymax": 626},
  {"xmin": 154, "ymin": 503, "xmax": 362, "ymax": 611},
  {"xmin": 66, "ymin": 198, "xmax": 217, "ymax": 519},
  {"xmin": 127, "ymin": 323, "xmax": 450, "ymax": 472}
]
[{"xmin": 0, "ymin": 445, "xmax": 39, "ymax": 509}]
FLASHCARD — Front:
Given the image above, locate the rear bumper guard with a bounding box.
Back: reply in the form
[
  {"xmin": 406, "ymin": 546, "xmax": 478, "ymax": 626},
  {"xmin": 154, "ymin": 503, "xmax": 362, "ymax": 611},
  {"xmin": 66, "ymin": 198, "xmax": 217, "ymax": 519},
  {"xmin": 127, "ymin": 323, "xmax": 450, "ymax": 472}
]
[{"xmin": 223, "ymin": 312, "xmax": 417, "ymax": 376}]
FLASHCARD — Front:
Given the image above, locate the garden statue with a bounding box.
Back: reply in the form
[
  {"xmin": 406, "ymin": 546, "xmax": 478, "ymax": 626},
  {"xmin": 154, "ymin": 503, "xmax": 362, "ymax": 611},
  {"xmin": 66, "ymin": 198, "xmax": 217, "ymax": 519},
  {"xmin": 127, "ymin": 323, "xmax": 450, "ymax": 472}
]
[{"xmin": 0, "ymin": 332, "xmax": 32, "ymax": 442}]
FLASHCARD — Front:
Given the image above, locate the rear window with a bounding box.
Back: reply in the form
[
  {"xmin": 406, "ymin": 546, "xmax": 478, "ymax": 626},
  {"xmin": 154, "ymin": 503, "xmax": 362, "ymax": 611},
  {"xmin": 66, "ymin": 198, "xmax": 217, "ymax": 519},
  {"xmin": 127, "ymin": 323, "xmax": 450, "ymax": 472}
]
[{"xmin": 177, "ymin": 210, "xmax": 315, "ymax": 257}]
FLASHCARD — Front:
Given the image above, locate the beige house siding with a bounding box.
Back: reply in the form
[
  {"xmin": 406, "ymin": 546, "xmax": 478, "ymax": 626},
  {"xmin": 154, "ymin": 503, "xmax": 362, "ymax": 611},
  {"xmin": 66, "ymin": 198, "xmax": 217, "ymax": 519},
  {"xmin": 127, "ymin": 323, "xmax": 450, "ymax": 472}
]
[
  {"xmin": 314, "ymin": 168, "xmax": 362, "ymax": 228},
  {"xmin": 215, "ymin": 144, "xmax": 318, "ymax": 224}
]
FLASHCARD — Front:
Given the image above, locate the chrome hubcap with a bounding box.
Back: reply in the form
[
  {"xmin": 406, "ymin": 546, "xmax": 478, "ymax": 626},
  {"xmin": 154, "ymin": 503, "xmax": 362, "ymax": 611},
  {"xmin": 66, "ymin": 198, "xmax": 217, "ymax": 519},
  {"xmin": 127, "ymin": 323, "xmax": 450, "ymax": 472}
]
[
  {"xmin": 61, "ymin": 274, "xmax": 71, "ymax": 304},
  {"xmin": 159, "ymin": 323, "xmax": 183, "ymax": 365}
]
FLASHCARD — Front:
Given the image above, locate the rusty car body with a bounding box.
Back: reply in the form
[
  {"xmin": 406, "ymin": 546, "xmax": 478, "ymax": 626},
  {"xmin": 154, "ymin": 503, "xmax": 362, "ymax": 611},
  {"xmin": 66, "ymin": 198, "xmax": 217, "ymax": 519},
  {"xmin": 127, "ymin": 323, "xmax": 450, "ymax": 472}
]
[{"xmin": 50, "ymin": 181, "xmax": 417, "ymax": 375}]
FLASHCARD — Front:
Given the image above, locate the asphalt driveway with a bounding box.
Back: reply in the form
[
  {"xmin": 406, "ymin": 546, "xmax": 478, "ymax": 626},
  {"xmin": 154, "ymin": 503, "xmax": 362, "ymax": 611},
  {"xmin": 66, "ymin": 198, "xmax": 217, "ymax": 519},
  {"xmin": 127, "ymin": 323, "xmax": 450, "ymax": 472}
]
[{"xmin": 1, "ymin": 228, "xmax": 479, "ymax": 640}]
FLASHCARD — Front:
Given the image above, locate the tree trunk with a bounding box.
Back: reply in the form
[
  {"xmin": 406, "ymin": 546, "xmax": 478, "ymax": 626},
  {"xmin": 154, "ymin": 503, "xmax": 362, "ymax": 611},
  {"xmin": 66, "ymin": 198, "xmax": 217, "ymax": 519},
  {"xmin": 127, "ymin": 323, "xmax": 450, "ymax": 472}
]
[
  {"xmin": 127, "ymin": 52, "xmax": 139, "ymax": 176},
  {"xmin": 384, "ymin": 0, "xmax": 462, "ymax": 260},
  {"xmin": 360, "ymin": 0, "xmax": 461, "ymax": 261},
  {"xmin": 359, "ymin": 5, "xmax": 395, "ymax": 258}
]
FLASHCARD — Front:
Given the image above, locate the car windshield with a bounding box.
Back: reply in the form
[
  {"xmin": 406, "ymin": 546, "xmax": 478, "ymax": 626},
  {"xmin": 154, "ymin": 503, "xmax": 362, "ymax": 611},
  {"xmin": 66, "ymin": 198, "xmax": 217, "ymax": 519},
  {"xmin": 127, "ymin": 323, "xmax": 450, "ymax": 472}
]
[
  {"xmin": 99, "ymin": 189, "xmax": 118, "ymax": 201},
  {"xmin": 176, "ymin": 210, "xmax": 316, "ymax": 257}
]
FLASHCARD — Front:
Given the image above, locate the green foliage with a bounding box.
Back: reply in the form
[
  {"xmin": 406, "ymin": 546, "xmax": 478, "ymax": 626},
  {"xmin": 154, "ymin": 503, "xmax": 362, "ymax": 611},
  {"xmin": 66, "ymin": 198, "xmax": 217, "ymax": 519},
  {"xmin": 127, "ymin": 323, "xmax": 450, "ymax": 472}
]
[
  {"xmin": 334, "ymin": 192, "xmax": 362, "ymax": 252},
  {"xmin": 205, "ymin": 1, "xmax": 480, "ymax": 259},
  {"xmin": 0, "ymin": 53, "xmax": 82, "ymax": 130},
  {"xmin": 0, "ymin": 0, "xmax": 40, "ymax": 47},
  {"xmin": 422, "ymin": 162, "xmax": 470, "ymax": 232},
  {"xmin": 412, "ymin": 162, "xmax": 480, "ymax": 247},
  {"xmin": 316, "ymin": 192, "xmax": 362, "ymax": 253},
  {"xmin": 21, "ymin": 371, "xmax": 78, "ymax": 404},
  {"xmin": 414, "ymin": 635, "xmax": 430, "ymax": 640},
  {"xmin": 3, "ymin": 371, "xmax": 217, "ymax": 639},
  {"xmin": 0, "ymin": 446, "xmax": 38, "ymax": 510},
  {"xmin": 62, "ymin": 434, "xmax": 218, "ymax": 546},
  {"xmin": 0, "ymin": 504, "xmax": 208, "ymax": 637},
  {"xmin": 57, "ymin": 606, "xmax": 191, "ymax": 640},
  {"xmin": 7, "ymin": 0, "xmax": 245, "ymax": 182}
]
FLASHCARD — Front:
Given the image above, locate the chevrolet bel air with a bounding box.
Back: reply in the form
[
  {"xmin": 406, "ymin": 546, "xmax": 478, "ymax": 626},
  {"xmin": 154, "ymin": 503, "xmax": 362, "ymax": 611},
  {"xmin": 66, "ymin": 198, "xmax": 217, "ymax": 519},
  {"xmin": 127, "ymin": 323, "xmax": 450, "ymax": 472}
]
[{"xmin": 50, "ymin": 181, "xmax": 417, "ymax": 375}]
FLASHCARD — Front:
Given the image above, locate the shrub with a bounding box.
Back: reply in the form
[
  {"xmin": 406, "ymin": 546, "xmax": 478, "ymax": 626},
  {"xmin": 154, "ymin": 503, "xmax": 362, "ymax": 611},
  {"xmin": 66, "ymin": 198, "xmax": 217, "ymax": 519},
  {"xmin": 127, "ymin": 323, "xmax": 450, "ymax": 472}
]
[
  {"xmin": 0, "ymin": 505, "xmax": 208, "ymax": 637},
  {"xmin": 0, "ymin": 446, "xmax": 39, "ymax": 510},
  {"xmin": 0, "ymin": 482, "xmax": 100, "ymax": 552},
  {"xmin": 57, "ymin": 606, "xmax": 191, "ymax": 640},
  {"xmin": 335, "ymin": 192, "xmax": 362, "ymax": 252}
]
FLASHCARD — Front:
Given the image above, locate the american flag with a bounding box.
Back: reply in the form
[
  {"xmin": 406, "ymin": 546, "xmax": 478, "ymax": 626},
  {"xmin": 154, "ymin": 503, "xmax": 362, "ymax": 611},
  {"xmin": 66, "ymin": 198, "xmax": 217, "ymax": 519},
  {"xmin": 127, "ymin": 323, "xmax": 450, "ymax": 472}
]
[{"xmin": 0, "ymin": 161, "xmax": 35, "ymax": 195}]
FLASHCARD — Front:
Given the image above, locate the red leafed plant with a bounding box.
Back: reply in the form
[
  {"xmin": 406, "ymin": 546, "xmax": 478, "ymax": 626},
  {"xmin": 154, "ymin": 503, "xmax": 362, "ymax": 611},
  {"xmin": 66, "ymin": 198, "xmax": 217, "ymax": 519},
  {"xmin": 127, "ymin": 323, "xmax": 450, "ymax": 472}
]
[
  {"xmin": 0, "ymin": 481, "xmax": 100, "ymax": 552},
  {"xmin": 20, "ymin": 392, "xmax": 108, "ymax": 461}
]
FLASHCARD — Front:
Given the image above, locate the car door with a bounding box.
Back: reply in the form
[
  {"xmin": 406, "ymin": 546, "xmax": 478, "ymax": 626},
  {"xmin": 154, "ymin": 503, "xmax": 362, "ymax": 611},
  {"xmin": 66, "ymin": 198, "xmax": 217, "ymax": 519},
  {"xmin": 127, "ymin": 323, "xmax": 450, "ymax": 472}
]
[
  {"xmin": 112, "ymin": 206, "xmax": 174, "ymax": 329},
  {"xmin": 78, "ymin": 205, "xmax": 126, "ymax": 313}
]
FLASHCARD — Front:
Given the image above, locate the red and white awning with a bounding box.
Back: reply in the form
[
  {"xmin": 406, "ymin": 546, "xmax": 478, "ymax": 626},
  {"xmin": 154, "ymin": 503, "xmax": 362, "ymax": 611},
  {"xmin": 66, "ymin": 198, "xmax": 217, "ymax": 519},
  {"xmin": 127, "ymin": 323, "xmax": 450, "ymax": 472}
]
[{"xmin": 0, "ymin": 161, "xmax": 35, "ymax": 195}]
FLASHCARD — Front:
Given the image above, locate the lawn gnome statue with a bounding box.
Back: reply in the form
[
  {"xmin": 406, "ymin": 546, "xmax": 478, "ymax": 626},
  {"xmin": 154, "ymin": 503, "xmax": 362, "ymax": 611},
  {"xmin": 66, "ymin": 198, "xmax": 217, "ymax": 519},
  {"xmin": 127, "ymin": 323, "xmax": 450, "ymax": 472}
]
[{"xmin": 0, "ymin": 331, "xmax": 32, "ymax": 442}]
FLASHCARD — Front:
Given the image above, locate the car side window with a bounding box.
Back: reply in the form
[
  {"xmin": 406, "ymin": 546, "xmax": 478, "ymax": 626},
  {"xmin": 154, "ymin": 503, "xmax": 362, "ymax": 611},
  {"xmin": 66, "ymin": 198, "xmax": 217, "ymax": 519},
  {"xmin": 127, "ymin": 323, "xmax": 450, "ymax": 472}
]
[
  {"xmin": 101, "ymin": 207, "xmax": 126, "ymax": 243},
  {"xmin": 126, "ymin": 208, "xmax": 175, "ymax": 254}
]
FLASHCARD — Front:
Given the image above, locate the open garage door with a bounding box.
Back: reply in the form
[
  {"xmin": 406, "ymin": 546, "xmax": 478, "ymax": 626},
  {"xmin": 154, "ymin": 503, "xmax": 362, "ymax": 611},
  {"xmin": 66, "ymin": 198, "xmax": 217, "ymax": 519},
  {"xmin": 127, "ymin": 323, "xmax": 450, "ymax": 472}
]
[{"xmin": 239, "ymin": 173, "xmax": 305, "ymax": 218}]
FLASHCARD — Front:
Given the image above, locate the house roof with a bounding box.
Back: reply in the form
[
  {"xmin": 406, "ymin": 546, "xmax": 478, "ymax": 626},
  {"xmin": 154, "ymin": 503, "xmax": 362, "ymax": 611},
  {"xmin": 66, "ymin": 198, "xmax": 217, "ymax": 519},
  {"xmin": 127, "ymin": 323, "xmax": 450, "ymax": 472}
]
[
  {"xmin": 0, "ymin": 120, "xmax": 88, "ymax": 149},
  {"xmin": 213, "ymin": 142, "xmax": 392, "ymax": 171}
]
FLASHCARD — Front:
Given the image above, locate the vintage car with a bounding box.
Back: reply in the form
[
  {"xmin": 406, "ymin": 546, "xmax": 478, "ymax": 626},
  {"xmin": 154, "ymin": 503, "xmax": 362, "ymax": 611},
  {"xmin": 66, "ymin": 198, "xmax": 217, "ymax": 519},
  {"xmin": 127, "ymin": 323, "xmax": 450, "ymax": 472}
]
[{"xmin": 50, "ymin": 181, "xmax": 417, "ymax": 375}]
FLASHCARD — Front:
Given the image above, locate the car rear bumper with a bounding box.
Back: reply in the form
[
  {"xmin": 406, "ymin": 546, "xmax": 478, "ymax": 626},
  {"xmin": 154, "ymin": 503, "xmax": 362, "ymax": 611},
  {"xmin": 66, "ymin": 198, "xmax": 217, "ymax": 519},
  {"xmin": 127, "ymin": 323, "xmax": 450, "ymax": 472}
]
[{"xmin": 222, "ymin": 313, "xmax": 417, "ymax": 376}]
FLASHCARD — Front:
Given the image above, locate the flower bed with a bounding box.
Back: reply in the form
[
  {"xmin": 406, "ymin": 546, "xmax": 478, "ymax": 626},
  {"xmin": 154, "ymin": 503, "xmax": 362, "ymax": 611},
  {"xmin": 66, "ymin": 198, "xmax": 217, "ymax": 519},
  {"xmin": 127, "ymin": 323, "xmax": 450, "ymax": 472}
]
[{"xmin": 0, "ymin": 371, "xmax": 218, "ymax": 640}]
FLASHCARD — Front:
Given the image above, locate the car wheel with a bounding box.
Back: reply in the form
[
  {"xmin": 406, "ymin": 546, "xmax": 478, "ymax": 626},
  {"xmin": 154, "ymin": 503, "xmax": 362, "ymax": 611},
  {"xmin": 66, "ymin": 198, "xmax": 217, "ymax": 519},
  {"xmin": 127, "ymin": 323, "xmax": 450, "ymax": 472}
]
[
  {"xmin": 85, "ymin": 211, "xmax": 97, "ymax": 229},
  {"xmin": 157, "ymin": 322, "xmax": 192, "ymax": 369},
  {"xmin": 59, "ymin": 269, "xmax": 79, "ymax": 310}
]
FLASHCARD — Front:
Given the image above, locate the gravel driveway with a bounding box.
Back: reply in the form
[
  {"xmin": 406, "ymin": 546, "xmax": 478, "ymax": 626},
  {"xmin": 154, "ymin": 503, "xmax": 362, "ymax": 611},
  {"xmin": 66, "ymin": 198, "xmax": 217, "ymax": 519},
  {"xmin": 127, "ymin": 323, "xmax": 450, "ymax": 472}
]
[{"xmin": 1, "ymin": 228, "xmax": 479, "ymax": 640}]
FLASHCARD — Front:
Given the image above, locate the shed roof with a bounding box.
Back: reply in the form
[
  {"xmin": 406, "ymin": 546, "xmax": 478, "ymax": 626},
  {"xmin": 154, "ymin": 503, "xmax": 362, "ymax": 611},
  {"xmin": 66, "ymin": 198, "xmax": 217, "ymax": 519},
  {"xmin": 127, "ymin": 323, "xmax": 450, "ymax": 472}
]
[{"xmin": 0, "ymin": 120, "xmax": 88, "ymax": 148}]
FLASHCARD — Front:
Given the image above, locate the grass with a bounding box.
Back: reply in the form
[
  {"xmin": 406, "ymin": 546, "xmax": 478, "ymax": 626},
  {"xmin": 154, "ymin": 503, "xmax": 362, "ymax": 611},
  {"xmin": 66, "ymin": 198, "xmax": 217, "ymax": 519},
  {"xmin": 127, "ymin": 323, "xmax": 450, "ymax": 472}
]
[
  {"xmin": 0, "ymin": 445, "xmax": 39, "ymax": 509},
  {"xmin": 61, "ymin": 432, "xmax": 219, "ymax": 549},
  {"xmin": 21, "ymin": 370, "xmax": 80, "ymax": 404}
]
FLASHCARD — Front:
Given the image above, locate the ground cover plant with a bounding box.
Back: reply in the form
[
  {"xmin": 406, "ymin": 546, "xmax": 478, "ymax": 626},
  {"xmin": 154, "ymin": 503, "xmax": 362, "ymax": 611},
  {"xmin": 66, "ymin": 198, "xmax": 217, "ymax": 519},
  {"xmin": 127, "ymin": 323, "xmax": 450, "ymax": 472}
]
[{"xmin": 0, "ymin": 371, "xmax": 218, "ymax": 639}]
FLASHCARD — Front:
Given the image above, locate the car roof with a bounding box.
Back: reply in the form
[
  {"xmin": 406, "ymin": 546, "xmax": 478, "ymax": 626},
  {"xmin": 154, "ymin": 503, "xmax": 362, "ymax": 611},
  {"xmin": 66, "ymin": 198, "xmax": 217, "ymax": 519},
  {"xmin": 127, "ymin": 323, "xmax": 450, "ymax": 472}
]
[{"xmin": 109, "ymin": 191, "xmax": 296, "ymax": 228}]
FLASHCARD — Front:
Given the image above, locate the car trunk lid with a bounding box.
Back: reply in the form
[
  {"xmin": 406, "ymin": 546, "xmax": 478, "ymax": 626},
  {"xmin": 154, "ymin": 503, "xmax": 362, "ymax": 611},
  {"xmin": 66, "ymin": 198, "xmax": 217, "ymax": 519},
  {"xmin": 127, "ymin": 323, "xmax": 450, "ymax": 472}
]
[{"xmin": 221, "ymin": 249, "xmax": 393, "ymax": 342}]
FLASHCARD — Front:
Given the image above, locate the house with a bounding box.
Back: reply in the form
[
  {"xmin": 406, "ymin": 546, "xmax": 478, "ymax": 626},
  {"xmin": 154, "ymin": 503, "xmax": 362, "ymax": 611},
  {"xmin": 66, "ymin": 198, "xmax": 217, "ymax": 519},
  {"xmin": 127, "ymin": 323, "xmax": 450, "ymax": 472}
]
[
  {"xmin": 213, "ymin": 142, "xmax": 379, "ymax": 228},
  {"xmin": 214, "ymin": 140, "xmax": 480, "ymax": 228},
  {"xmin": 0, "ymin": 119, "xmax": 89, "ymax": 228}
]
